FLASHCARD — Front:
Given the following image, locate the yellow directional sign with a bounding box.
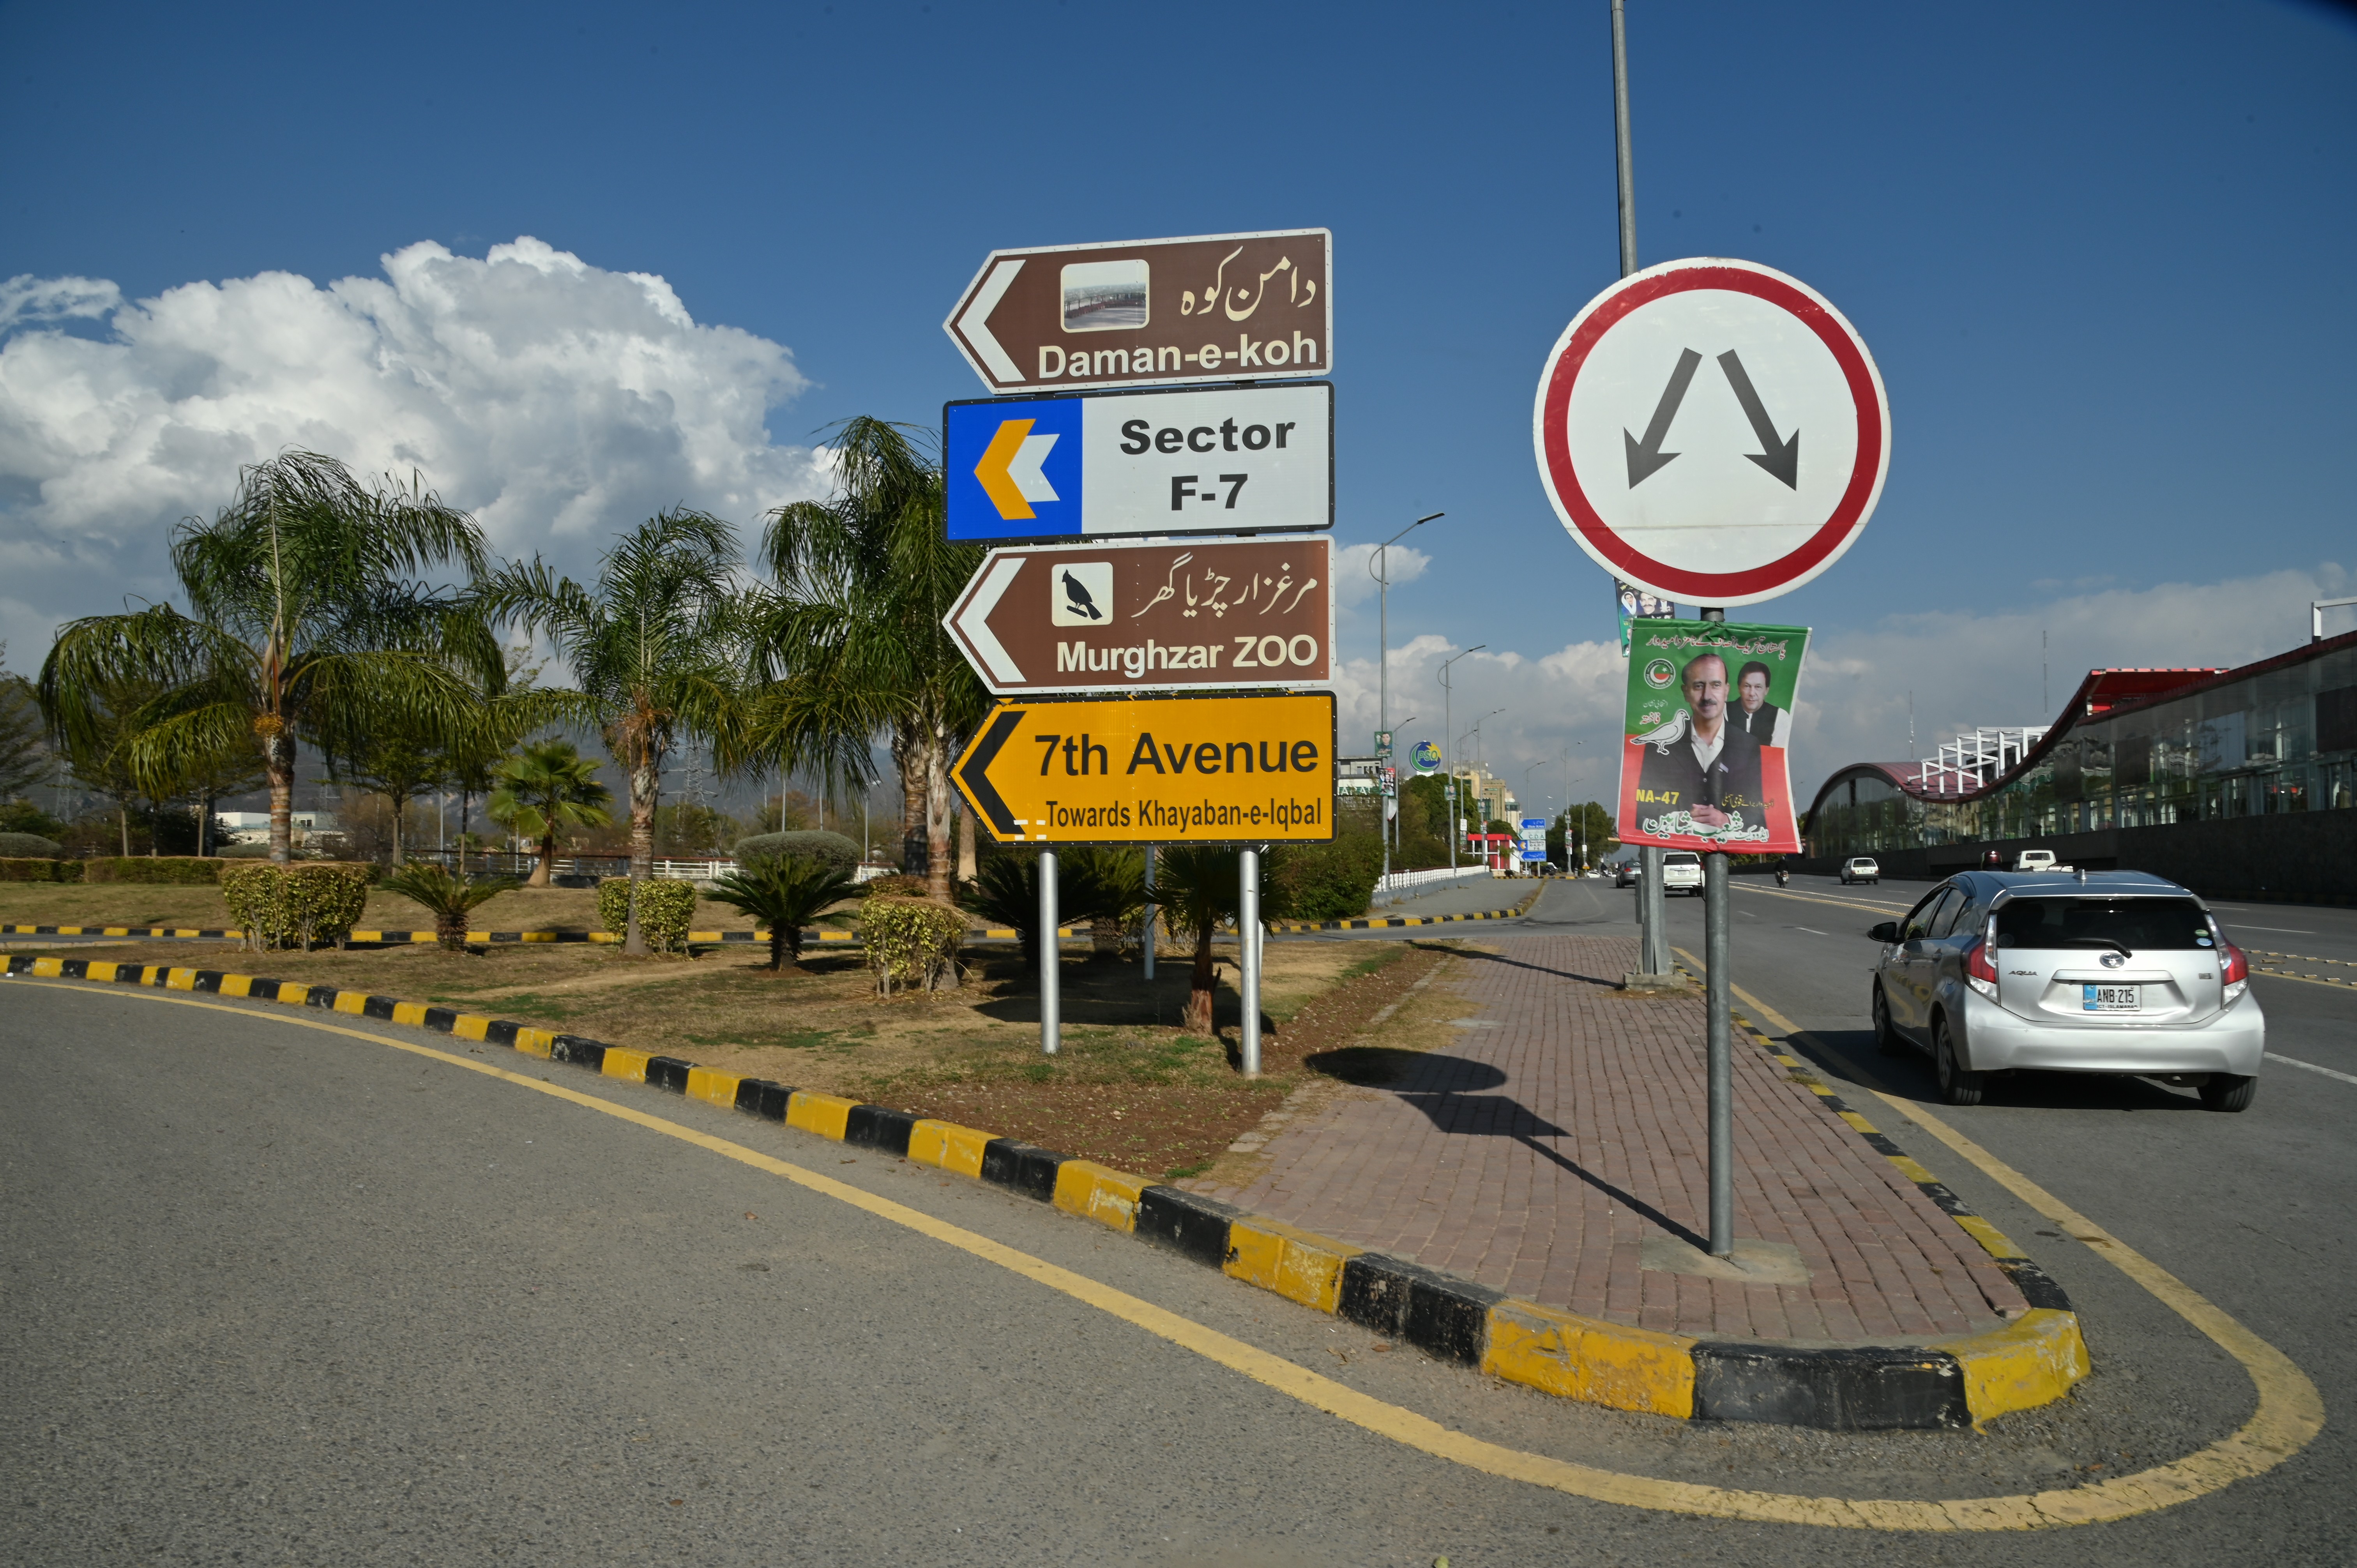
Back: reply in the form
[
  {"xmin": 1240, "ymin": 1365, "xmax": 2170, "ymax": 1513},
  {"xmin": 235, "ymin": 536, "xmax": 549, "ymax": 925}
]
[{"xmin": 954, "ymin": 693, "xmax": 1336, "ymax": 844}]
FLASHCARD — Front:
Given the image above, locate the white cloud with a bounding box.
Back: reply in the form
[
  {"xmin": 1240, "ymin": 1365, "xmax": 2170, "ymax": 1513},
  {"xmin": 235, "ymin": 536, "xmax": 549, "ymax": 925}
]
[
  {"xmin": 0, "ymin": 237, "xmax": 831, "ymax": 661},
  {"xmin": 1329, "ymin": 539, "xmax": 1429, "ymax": 611},
  {"xmin": 1330, "ymin": 561, "xmax": 2353, "ymax": 820}
]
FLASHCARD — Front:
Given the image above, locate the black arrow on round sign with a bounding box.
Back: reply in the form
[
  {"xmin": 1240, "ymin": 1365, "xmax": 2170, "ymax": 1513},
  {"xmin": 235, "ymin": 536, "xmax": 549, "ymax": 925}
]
[
  {"xmin": 958, "ymin": 707, "xmax": 1026, "ymax": 836},
  {"xmin": 1624, "ymin": 348, "xmax": 1701, "ymax": 488},
  {"xmin": 1715, "ymin": 350, "xmax": 1800, "ymax": 489}
]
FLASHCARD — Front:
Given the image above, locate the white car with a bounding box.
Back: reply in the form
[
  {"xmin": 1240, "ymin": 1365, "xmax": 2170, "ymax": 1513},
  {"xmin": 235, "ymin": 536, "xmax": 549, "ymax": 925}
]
[
  {"xmin": 1840, "ymin": 856, "xmax": 1880, "ymax": 885},
  {"xmin": 2012, "ymin": 849, "xmax": 2069, "ymax": 873},
  {"xmin": 1662, "ymin": 850, "xmax": 1703, "ymax": 895}
]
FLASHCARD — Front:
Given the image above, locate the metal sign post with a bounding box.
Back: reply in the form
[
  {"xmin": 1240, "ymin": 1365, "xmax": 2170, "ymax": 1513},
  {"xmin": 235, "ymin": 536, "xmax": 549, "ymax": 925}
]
[
  {"xmin": 1141, "ymin": 845, "xmax": 1157, "ymax": 981},
  {"xmin": 1703, "ymin": 844, "xmax": 1733, "ymax": 1255},
  {"xmin": 1039, "ymin": 847, "xmax": 1060, "ymax": 1056},
  {"xmin": 1239, "ymin": 847, "xmax": 1262, "ymax": 1077}
]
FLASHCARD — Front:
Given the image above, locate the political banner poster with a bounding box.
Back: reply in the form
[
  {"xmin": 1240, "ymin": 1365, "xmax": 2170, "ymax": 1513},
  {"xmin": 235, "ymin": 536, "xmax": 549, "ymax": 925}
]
[
  {"xmin": 1617, "ymin": 619, "xmax": 1808, "ymax": 853},
  {"xmin": 1615, "ymin": 579, "xmax": 1675, "ymax": 657}
]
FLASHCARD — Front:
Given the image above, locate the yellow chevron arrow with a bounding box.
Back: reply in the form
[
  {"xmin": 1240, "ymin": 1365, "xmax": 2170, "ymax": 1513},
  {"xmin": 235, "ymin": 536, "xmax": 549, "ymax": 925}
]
[{"xmin": 974, "ymin": 418, "xmax": 1037, "ymax": 521}]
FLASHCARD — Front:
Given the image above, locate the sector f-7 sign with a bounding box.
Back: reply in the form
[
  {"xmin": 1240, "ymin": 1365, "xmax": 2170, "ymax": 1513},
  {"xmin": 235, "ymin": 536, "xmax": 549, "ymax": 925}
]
[
  {"xmin": 945, "ymin": 230, "xmax": 1332, "ymax": 394},
  {"xmin": 1534, "ymin": 258, "xmax": 1891, "ymax": 607},
  {"xmin": 945, "ymin": 384, "xmax": 1332, "ymax": 544},
  {"xmin": 954, "ymin": 692, "xmax": 1336, "ymax": 846}
]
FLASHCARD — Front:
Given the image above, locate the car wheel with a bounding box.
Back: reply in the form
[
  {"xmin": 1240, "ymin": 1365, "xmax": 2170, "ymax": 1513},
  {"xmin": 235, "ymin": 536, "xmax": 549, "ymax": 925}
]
[
  {"xmin": 2200, "ymin": 1074, "xmax": 2256, "ymax": 1112},
  {"xmin": 1933, "ymin": 1017, "xmax": 1985, "ymax": 1107},
  {"xmin": 1871, "ymin": 985, "xmax": 1904, "ymax": 1056}
]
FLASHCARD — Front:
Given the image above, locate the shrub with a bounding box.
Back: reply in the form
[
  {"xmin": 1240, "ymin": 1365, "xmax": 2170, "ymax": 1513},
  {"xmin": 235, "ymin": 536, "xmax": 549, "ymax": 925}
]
[
  {"xmin": 860, "ymin": 895, "xmax": 967, "ymax": 995},
  {"xmin": 379, "ymin": 862, "xmax": 521, "ymax": 952},
  {"xmin": 0, "ymin": 832, "xmax": 63, "ymax": 858},
  {"xmin": 733, "ymin": 830, "xmax": 862, "ymax": 873},
  {"xmin": 707, "ymin": 855, "xmax": 859, "ymax": 969},
  {"xmin": 0, "ymin": 856, "xmax": 72, "ymax": 882},
  {"xmin": 596, "ymin": 876, "xmax": 700, "ymax": 954},
  {"xmin": 81, "ymin": 856, "xmax": 228, "ymax": 885},
  {"xmin": 220, "ymin": 863, "xmax": 375, "ymax": 950},
  {"xmin": 1269, "ymin": 833, "xmax": 1385, "ymax": 922},
  {"xmin": 858, "ymin": 873, "xmax": 929, "ymax": 901}
]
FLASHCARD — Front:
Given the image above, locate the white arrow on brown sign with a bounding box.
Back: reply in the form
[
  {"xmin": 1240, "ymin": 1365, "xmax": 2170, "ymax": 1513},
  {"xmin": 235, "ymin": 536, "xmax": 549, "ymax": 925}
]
[{"xmin": 944, "ymin": 536, "xmax": 1332, "ymax": 696}]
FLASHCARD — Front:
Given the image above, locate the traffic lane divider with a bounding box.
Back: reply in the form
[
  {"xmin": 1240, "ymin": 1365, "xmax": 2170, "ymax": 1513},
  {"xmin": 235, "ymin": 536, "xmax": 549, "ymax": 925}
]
[{"xmin": 0, "ymin": 950, "xmax": 2082, "ymax": 1434}]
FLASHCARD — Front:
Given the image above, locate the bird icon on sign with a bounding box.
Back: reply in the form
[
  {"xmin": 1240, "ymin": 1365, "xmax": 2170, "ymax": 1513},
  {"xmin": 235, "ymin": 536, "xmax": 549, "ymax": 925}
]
[{"xmin": 1051, "ymin": 562, "xmax": 1114, "ymax": 627}]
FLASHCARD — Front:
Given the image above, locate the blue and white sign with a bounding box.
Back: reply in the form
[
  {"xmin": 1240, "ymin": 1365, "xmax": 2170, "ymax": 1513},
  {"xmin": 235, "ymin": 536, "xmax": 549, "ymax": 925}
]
[
  {"xmin": 1519, "ymin": 816, "xmax": 1550, "ymax": 863},
  {"xmin": 946, "ymin": 383, "xmax": 1332, "ymax": 544}
]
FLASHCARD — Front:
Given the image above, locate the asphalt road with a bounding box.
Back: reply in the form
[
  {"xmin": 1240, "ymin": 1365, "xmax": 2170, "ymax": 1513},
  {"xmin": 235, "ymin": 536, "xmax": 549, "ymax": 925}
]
[{"xmin": 4, "ymin": 879, "xmax": 2351, "ymax": 1565}]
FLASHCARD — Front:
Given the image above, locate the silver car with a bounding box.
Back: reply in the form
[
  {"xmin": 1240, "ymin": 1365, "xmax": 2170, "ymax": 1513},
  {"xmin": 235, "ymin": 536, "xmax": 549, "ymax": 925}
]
[{"xmin": 1868, "ymin": 870, "xmax": 2263, "ymax": 1111}]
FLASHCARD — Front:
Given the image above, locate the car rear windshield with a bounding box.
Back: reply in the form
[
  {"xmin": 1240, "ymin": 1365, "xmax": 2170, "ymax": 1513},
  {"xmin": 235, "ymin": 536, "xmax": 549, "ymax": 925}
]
[
  {"xmin": 1993, "ymin": 897, "xmax": 2211, "ymax": 952},
  {"xmin": 1664, "ymin": 852, "xmax": 1700, "ymax": 865}
]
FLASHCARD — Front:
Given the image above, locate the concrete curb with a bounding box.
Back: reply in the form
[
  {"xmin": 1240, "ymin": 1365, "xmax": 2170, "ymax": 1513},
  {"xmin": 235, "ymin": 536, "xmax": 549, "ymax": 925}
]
[
  {"xmin": 1267, "ymin": 884, "xmax": 1544, "ymax": 934},
  {"xmin": 5, "ymin": 951, "xmax": 2087, "ymax": 1432}
]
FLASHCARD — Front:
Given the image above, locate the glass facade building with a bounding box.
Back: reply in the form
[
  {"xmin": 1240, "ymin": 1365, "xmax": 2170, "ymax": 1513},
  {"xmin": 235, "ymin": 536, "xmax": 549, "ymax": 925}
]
[{"xmin": 1805, "ymin": 632, "xmax": 2357, "ymax": 863}]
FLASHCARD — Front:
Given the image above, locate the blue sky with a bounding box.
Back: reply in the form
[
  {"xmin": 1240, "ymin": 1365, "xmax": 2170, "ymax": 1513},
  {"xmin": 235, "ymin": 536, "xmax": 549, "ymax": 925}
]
[{"xmin": 5, "ymin": 0, "xmax": 2354, "ymax": 812}]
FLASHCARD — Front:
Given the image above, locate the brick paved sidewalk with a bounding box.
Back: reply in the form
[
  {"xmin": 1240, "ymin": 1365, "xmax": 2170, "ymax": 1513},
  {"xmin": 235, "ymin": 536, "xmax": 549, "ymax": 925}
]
[{"xmin": 1190, "ymin": 933, "xmax": 2028, "ymax": 1343}]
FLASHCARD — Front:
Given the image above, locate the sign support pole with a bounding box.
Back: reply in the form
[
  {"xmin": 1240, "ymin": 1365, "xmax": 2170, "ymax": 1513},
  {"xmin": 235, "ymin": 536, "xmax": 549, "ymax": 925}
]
[
  {"xmin": 1239, "ymin": 848, "xmax": 1262, "ymax": 1077},
  {"xmin": 1697, "ymin": 604, "xmax": 1733, "ymax": 1258},
  {"xmin": 1141, "ymin": 847, "xmax": 1157, "ymax": 982},
  {"xmin": 1039, "ymin": 849, "xmax": 1060, "ymax": 1056}
]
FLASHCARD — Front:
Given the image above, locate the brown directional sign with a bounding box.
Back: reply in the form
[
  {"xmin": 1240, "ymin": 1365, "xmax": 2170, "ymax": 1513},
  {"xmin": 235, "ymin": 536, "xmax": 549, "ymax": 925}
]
[
  {"xmin": 944, "ymin": 537, "xmax": 1332, "ymax": 695},
  {"xmin": 954, "ymin": 692, "xmax": 1337, "ymax": 846},
  {"xmin": 944, "ymin": 229, "xmax": 1332, "ymax": 394}
]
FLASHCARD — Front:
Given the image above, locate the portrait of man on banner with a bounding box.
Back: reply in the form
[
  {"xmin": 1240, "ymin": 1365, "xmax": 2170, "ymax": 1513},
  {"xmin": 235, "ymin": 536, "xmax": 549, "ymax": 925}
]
[{"xmin": 1617, "ymin": 620, "xmax": 1809, "ymax": 852}]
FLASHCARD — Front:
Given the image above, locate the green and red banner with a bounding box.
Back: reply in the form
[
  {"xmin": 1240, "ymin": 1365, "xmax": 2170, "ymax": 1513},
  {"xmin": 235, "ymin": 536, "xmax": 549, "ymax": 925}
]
[{"xmin": 1616, "ymin": 619, "xmax": 1810, "ymax": 853}]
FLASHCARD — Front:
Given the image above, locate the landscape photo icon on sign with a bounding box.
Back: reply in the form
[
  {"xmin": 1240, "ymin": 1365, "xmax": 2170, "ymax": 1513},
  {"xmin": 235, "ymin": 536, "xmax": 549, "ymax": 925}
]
[
  {"xmin": 1051, "ymin": 561, "xmax": 1114, "ymax": 626},
  {"xmin": 1062, "ymin": 260, "xmax": 1149, "ymax": 332}
]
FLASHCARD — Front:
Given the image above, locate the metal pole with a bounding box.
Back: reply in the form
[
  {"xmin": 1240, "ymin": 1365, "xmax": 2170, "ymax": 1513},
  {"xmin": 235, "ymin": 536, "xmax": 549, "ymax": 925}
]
[
  {"xmin": 1239, "ymin": 847, "xmax": 1262, "ymax": 1077},
  {"xmin": 1704, "ymin": 846, "xmax": 1733, "ymax": 1256},
  {"xmin": 1611, "ymin": 0, "xmax": 1639, "ymax": 280},
  {"xmin": 1141, "ymin": 845, "xmax": 1157, "ymax": 981},
  {"xmin": 1039, "ymin": 848, "xmax": 1060, "ymax": 1055},
  {"xmin": 1639, "ymin": 844, "xmax": 1666, "ymax": 972},
  {"xmin": 1378, "ymin": 553, "xmax": 1389, "ymax": 884},
  {"xmin": 1697, "ymin": 602, "xmax": 1733, "ymax": 1257}
]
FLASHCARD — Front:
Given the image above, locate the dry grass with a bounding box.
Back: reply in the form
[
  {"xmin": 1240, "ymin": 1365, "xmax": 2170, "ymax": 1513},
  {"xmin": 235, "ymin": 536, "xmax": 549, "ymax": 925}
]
[
  {"xmin": 0, "ymin": 882, "xmax": 767, "ymax": 933},
  {"xmin": 25, "ymin": 930, "xmax": 1459, "ymax": 1180}
]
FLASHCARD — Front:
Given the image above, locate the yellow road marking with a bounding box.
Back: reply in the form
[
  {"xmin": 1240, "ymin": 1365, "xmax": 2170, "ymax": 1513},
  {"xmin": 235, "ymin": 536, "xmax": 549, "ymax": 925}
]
[
  {"xmin": 11, "ymin": 975, "xmax": 2322, "ymax": 1531},
  {"xmin": 2250, "ymin": 968, "xmax": 2357, "ymax": 992},
  {"xmin": 1714, "ymin": 980, "xmax": 2325, "ymax": 1522}
]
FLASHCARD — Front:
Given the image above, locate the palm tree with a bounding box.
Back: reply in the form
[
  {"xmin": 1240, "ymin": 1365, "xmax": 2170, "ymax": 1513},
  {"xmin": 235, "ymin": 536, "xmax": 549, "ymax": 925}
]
[
  {"xmin": 961, "ymin": 849, "xmax": 1131, "ymax": 981},
  {"xmin": 486, "ymin": 740, "xmax": 614, "ymax": 886},
  {"xmin": 380, "ymin": 862, "xmax": 521, "ymax": 952},
  {"xmin": 1145, "ymin": 847, "xmax": 1291, "ymax": 1036},
  {"xmin": 706, "ymin": 853, "xmax": 857, "ymax": 970},
  {"xmin": 39, "ymin": 450, "xmax": 501, "ymax": 864},
  {"xmin": 475, "ymin": 510, "xmax": 747, "ymax": 951},
  {"xmin": 755, "ymin": 419, "xmax": 988, "ymax": 902}
]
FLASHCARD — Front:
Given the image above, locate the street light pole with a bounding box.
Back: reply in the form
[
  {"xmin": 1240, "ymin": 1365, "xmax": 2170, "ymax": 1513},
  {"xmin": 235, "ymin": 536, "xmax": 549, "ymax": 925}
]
[
  {"xmin": 1438, "ymin": 646, "xmax": 1483, "ymax": 871},
  {"xmin": 1373, "ymin": 513, "xmax": 1444, "ymax": 886}
]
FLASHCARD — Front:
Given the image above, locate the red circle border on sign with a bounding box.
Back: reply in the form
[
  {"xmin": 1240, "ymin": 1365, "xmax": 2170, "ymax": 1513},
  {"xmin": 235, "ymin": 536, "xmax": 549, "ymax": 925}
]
[{"xmin": 1537, "ymin": 263, "xmax": 1887, "ymax": 602}]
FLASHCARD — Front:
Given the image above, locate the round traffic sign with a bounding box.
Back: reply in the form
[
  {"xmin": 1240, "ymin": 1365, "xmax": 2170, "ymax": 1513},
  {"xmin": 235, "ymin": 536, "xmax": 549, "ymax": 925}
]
[{"xmin": 1533, "ymin": 258, "xmax": 1890, "ymax": 606}]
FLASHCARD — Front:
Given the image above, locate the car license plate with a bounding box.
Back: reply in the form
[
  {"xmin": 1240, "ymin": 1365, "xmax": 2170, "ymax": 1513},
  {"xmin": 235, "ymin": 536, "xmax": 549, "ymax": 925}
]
[{"xmin": 2082, "ymin": 984, "xmax": 2140, "ymax": 1012}]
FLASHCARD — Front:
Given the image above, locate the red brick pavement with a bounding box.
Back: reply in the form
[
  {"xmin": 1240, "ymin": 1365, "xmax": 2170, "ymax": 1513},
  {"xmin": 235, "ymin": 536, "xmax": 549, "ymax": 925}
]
[{"xmin": 1191, "ymin": 934, "xmax": 2029, "ymax": 1342}]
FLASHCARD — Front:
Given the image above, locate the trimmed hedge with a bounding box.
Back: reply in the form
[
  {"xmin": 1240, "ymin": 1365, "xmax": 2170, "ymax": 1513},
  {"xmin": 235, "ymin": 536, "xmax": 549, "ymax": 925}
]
[
  {"xmin": 82, "ymin": 856, "xmax": 227, "ymax": 885},
  {"xmin": 0, "ymin": 856, "xmax": 73, "ymax": 882},
  {"xmin": 1269, "ymin": 833, "xmax": 1385, "ymax": 922},
  {"xmin": 862, "ymin": 895, "xmax": 966, "ymax": 994},
  {"xmin": 0, "ymin": 832, "xmax": 63, "ymax": 858},
  {"xmin": 596, "ymin": 876, "xmax": 700, "ymax": 954},
  {"xmin": 220, "ymin": 862, "xmax": 375, "ymax": 950},
  {"xmin": 733, "ymin": 830, "xmax": 862, "ymax": 873}
]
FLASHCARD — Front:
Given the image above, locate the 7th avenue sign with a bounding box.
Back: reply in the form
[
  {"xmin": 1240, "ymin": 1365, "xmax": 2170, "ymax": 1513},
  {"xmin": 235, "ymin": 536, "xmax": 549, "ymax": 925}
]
[
  {"xmin": 944, "ymin": 537, "xmax": 1332, "ymax": 695},
  {"xmin": 944, "ymin": 229, "xmax": 1333, "ymax": 394},
  {"xmin": 954, "ymin": 692, "xmax": 1336, "ymax": 845}
]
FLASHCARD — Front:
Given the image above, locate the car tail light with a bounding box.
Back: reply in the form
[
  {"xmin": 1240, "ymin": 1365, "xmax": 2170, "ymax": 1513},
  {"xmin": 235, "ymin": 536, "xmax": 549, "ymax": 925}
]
[
  {"xmin": 2221, "ymin": 941, "xmax": 2249, "ymax": 1004},
  {"xmin": 1965, "ymin": 936, "xmax": 1999, "ymax": 999}
]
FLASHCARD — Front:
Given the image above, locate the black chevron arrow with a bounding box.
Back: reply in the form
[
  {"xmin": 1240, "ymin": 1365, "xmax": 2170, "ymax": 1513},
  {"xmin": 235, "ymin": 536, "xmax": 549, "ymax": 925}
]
[
  {"xmin": 1715, "ymin": 350, "xmax": 1800, "ymax": 489},
  {"xmin": 958, "ymin": 707, "xmax": 1026, "ymax": 837},
  {"xmin": 1624, "ymin": 348, "xmax": 1702, "ymax": 488}
]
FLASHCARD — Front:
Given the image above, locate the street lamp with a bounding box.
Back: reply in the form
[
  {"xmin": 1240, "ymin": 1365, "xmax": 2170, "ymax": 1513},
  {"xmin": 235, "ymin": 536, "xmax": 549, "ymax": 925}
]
[
  {"xmin": 1438, "ymin": 646, "xmax": 1484, "ymax": 870},
  {"xmin": 1371, "ymin": 512, "xmax": 1444, "ymax": 885},
  {"xmin": 1383, "ymin": 713, "xmax": 1418, "ymax": 881}
]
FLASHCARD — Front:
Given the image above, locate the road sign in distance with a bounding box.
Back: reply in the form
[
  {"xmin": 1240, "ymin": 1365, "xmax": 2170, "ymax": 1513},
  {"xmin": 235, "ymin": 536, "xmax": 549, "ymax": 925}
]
[
  {"xmin": 945, "ymin": 229, "xmax": 1332, "ymax": 395},
  {"xmin": 1534, "ymin": 257, "xmax": 1891, "ymax": 607},
  {"xmin": 946, "ymin": 383, "xmax": 1331, "ymax": 544},
  {"xmin": 954, "ymin": 692, "xmax": 1336, "ymax": 846},
  {"xmin": 945, "ymin": 536, "xmax": 1332, "ymax": 695}
]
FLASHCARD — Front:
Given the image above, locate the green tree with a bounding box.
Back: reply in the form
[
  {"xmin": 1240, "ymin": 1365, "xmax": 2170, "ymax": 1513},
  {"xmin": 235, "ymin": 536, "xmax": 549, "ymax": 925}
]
[
  {"xmin": 0, "ymin": 651, "xmax": 52, "ymax": 802},
  {"xmin": 39, "ymin": 450, "xmax": 501, "ymax": 864},
  {"xmin": 1141, "ymin": 846, "xmax": 1292, "ymax": 1037},
  {"xmin": 755, "ymin": 419, "xmax": 986, "ymax": 902},
  {"xmin": 380, "ymin": 862, "xmax": 521, "ymax": 952},
  {"xmin": 477, "ymin": 510, "xmax": 748, "ymax": 950},
  {"xmin": 322, "ymin": 729, "xmax": 447, "ymax": 863},
  {"xmin": 707, "ymin": 853, "xmax": 857, "ymax": 970},
  {"xmin": 486, "ymin": 740, "xmax": 615, "ymax": 886}
]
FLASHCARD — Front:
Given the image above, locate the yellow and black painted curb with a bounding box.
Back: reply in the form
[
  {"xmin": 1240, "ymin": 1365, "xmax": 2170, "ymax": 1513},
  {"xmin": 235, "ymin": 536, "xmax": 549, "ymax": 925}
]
[
  {"xmin": 1267, "ymin": 884, "xmax": 1544, "ymax": 935},
  {"xmin": 5, "ymin": 949, "xmax": 2083, "ymax": 1433}
]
